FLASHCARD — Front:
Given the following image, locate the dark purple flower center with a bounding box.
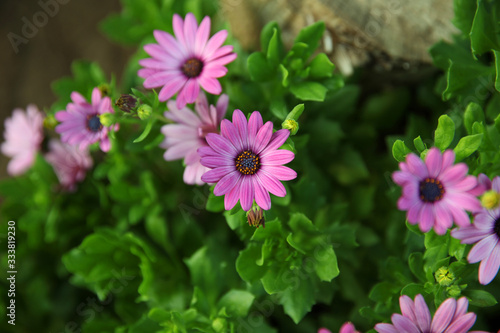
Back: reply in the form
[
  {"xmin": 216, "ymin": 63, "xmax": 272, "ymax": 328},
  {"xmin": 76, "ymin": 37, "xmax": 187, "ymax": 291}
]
[
  {"xmin": 87, "ymin": 115, "xmax": 103, "ymax": 132},
  {"xmin": 235, "ymin": 150, "xmax": 260, "ymax": 175},
  {"xmin": 494, "ymin": 218, "xmax": 500, "ymax": 238},
  {"xmin": 419, "ymin": 177, "xmax": 445, "ymax": 203},
  {"xmin": 181, "ymin": 58, "xmax": 204, "ymax": 78}
]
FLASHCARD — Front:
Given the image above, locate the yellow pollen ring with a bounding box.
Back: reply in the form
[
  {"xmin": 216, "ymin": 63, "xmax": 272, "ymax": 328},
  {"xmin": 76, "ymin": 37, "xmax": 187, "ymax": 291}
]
[{"xmin": 235, "ymin": 150, "xmax": 260, "ymax": 175}]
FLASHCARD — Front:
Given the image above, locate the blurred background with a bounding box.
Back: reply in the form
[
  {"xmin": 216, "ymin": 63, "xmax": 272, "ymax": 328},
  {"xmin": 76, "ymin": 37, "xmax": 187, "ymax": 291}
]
[{"xmin": 0, "ymin": 0, "xmax": 133, "ymax": 179}]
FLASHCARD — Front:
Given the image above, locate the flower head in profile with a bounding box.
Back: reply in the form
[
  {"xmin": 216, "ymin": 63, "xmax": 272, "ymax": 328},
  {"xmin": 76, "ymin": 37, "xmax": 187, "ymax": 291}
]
[
  {"xmin": 319, "ymin": 322, "xmax": 360, "ymax": 333},
  {"xmin": 138, "ymin": 13, "xmax": 237, "ymax": 109},
  {"xmin": 1, "ymin": 105, "xmax": 44, "ymax": 176},
  {"xmin": 45, "ymin": 140, "xmax": 93, "ymax": 192},
  {"xmin": 375, "ymin": 294, "xmax": 488, "ymax": 333},
  {"xmin": 55, "ymin": 88, "xmax": 118, "ymax": 152},
  {"xmin": 392, "ymin": 147, "xmax": 482, "ymax": 235},
  {"xmin": 452, "ymin": 175, "xmax": 500, "ymax": 285},
  {"xmin": 160, "ymin": 93, "xmax": 228, "ymax": 185},
  {"xmin": 199, "ymin": 110, "xmax": 296, "ymax": 211}
]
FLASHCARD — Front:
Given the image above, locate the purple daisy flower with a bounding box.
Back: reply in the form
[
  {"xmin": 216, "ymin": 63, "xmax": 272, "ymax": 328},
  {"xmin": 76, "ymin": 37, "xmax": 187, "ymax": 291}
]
[
  {"xmin": 55, "ymin": 88, "xmax": 118, "ymax": 152},
  {"xmin": 160, "ymin": 92, "xmax": 228, "ymax": 185},
  {"xmin": 1, "ymin": 104, "xmax": 44, "ymax": 176},
  {"xmin": 199, "ymin": 109, "xmax": 296, "ymax": 211},
  {"xmin": 138, "ymin": 13, "xmax": 237, "ymax": 109},
  {"xmin": 452, "ymin": 176, "xmax": 500, "ymax": 285},
  {"xmin": 375, "ymin": 294, "xmax": 488, "ymax": 333},
  {"xmin": 392, "ymin": 147, "xmax": 482, "ymax": 235},
  {"xmin": 45, "ymin": 140, "xmax": 93, "ymax": 192}
]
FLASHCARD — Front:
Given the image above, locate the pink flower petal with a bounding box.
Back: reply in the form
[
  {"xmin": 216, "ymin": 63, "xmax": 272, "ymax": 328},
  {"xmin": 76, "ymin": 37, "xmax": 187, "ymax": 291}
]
[
  {"xmin": 172, "ymin": 14, "xmax": 186, "ymax": 50},
  {"xmin": 224, "ymin": 179, "xmax": 241, "ymax": 210},
  {"xmin": 440, "ymin": 163, "xmax": 468, "ymax": 185},
  {"xmin": 468, "ymin": 235, "xmax": 498, "ymax": 263},
  {"xmin": 261, "ymin": 165, "xmax": 296, "ymax": 181},
  {"xmin": 447, "ymin": 176, "xmax": 478, "ymax": 192},
  {"xmin": 70, "ymin": 91, "xmax": 86, "ymax": 104},
  {"xmin": 220, "ymin": 119, "xmax": 244, "ymax": 151},
  {"xmin": 232, "ymin": 109, "xmax": 248, "ymax": 150},
  {"xmin": 478, "ymin": 241, "xmax": 500, "ymax": 284},
  {"xmin": 441, "ymin": 150, "xmax": 456, "ymax": 170},
  {"xmin": 374, "ymin": 323, "xmax": 399, "ymax": 333},
  {"xmin": 425, "ymin": 147, "xmax": 442, "ymax": 178},
  {"xmin": 205, "ymin": 133, "xmax": 238, "ymax": 157},
  {"xmin": 253, "ymin": 177, "xmax": 271, "ymax": 210},
  {"xmin": 195, "ymin": 16, "xmax": 211, "ymax": 54},
  {"xmin": 214, "ymin": 171, "xmax": 241, "ymax": 196},
  {"xmin": 178, "ymin": 79, "xmax": 201, "ymax": 106},
  {"xmin": 198, "ymin": 75, "xmax": 222, "ymax": 95},
  {"xmin": 434, "ymin": 202, "xmax": 452, "ymax": 235},
  {"xmin": 153, "ymin": 29, "xmax": 185, "ymax": 58},
  {"xmin": 414, "ymin": 294, "xmax": 431, "ymax": 332},
  {"xmin": 91, "ymin": 88, "xmax": 101, "ymax": 107},
  {"xmin": 443, "ymin": 312, "xmax": 476, "ymax": 333},
  {"xmin": 399, "ymin": 295, "xmax": 417, "ymax": 322},
  {"xmin": 260, "ymin": 129, "xmax": 290, "ymax": 156},
  {"xmin": 430, "ymin": 298, "xmax": 456, "ymax": 333},
  {"xmin": 248, "ymin": 111, "xmax": 264, "ymax": 148},
  {"xmin": 203, "ymin": 30, "xmax": 228, "ymax": 60},
  {"xmin": 261, "ymin": 150, "xmax": 295, "ymax": 165},
  {"xmin": 201, "ymin": 166, "xmax": 234, "ymax": 183},
  {"xmin": 454, "ymin": 297, "xmax": 469, "ymax": 318},
  {"xmin": 158, "ymin": 75, "xmax": 187, "ymax": 101},
  {"xmin": 240, "ymin": 176, "xmax": 255, "ymax": 211},
  {"xmin": 391, "ymin": 314, "xmax": 420, "ymax": 333},
  {"xmin": 406, "ymin": 153, "xmax": 428, "ymax": 179},
  {"xmin": 199, "ymin": 155, "xmax": 233, "ymax": 168},
  {"xmin": 451, "ymin": 227, "xmax": 491, "ymax": 244},
  {"xmin": 183, "ymin": 13, "xmax": 198, "ymax": 53},
  {"xmin": 253, "ymin": 121, "xmax": 273, "ymax": 154},
  {"xmin": 216, "ymin": 94, "xmax": 229, "ymax": 123},
  {"xmin": 257, "ymin": 171, "xmax": 286, "ymax": 197},
  {"xmin": 419, "ymin": 204, "xmax": 435, "ymax": 233},
  {"xmin": 392, "ymin": 171, "xmax": 417, "ymax": 185}
]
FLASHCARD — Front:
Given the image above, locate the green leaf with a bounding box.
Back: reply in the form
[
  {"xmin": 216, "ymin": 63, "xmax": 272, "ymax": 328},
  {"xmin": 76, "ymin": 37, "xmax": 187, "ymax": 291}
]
[
  {"xmin": 470, "ymin": 0, "xmax": 500, "ymax": 56},
  {"xmin": 453, "ymin": 134, "xmax": 483, "ymax": 161},
  {"xmin": 206, "ymin": 192, "xmax": 224, "ymax": 213},
  {"xmin": 236, "ymin": 243, "xmax": 265, "ymax": 283},
  {"xmin": 442, "ymin": 59, "xmax": 495, "ymax": 101},
  {"xmin": 314, "ymin": 247, "xmax": 339, "ymax": 282},
  {"xmin": 464, "ymin": 102, "xmax": 485, "ymax": 134},
  {"xmin": 413, "ymin": 136, "xmax": 426, "ymax": 153},
  {"xmin": 401, "ymin": 283, "xmax": 426, "ymax": 299},
  {"xmin": 434, "ymin": 115, "xmax": 455, "ymax": 150},
  {"xmin": 247, "ymin": 52, "xmax": 275, "ymax": 82},
  {"xmin": 294, "ymin": 21, "xmax": 325, "ymax": 59},
  {"xmin": 392, "ymin": 140, "xmax": 412, "ymax": 162},
  {"xmin": 260, "ymin": 22, "xmax": 280, "ymax": 54},
  {"xmin": 309, "ymin": 53, "xmax": 334, "ymax": 79},
  {"xmin": 464, "ymin": 289, "xmax": 498, "ymax": 307},
  {"xmin": 453, "ymin": 0, "xmax": 477, "ymax": 35},
  {"xmin": 133, "ymin": 116, "xmax": 156, "ymax": 143},
  {"xmin": 285, "ymin": 104, "xmax": 305, "ymax": 121},
  {"xmin": 267, "ymin": 28, "xmax": 285, "ymax": 66},
  {"xmin": 280, "ymin": 278, "xmax": 315, "ymax": 324},
  {"xmin": 217, "ymin": 290, "xmax": 255, "ymax": 318},
  {"xmin": 290, "ymin": 81, "xmax": 328, "ymax": 101},
  {"xmin": 494, "ymin": 50, "xmax": 500, "ymax": 92},
  {"xmin": 409, "ymin": 253, "xmax": 426, "ymax": 282}
]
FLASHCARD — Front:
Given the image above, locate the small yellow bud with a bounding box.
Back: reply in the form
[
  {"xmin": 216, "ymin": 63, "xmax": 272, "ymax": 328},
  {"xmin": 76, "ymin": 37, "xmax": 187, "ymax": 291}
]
[
  {"xmin": 435, "ymin": 266, "xmax": 455, "ymax": 287},
  {"xmin": 137, "ymin": 104, "xmax": 152, "ymax": 120},
  {"xmin": 282, "ymin": 119, "xmax": 299, "ymax": 135},
  {"xmin": 99, "ymin": 113, "xmax": 115, "ymax": 127},
  {"xmin": 43, "ymin": 114, "xmax": 56, "ymax": 130},
  {"xmin": 481, "ymin": 190, "xmax": 500, "ymax": 210}
]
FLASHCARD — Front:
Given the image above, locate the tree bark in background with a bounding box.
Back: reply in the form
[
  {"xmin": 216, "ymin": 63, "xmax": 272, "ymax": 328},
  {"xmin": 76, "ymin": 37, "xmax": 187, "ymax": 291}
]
[{"xmin": 221, "ymin": 0, "xmax": 458, "ymax": 75}]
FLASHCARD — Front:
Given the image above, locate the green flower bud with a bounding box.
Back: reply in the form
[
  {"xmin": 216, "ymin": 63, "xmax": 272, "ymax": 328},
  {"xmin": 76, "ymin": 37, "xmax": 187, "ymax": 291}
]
[
  {"xmin": 115, "ymin": 94, "xmax": 137, "ymax": 113},
  {"xmin": 98, "ymin": 83, "xmax": 111, "ymax": 97},
  {"xmin": 137, "ymin": 104, "xmax": 152, "ymax": 120},
  {"xmin": 282, "ymin": 119, "xmax": 299, "ymax": 135},
  {"xmin": 43, "ymin": 114, "xmax": 56, "ymax": 130},
  {"xmin": 435, "ymin": 266, "xmax": 455, "ymax": 287},
  {"xmin": 447, "ymin": 285, "xmax": 462, "ymax": 297},
  {"xmin": 246, "ymin": 205, "xmax": 265, "ymax": 228},
  {"xmin": 99, "ymin": 113, "xmax": 115, "ymax": 127},
  {"xmin": 481, "ymin": 190, "xmax": 500, "ymax": 210}
]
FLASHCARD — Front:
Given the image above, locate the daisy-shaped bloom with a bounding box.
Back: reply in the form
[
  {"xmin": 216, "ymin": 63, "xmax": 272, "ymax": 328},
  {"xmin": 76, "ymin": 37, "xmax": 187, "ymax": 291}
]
[
  {"xmin": 1, "ymin": 105, "xmax": 44, "ymax": 176},
  {"xmin": 55, "ymin": 88, "xmax": 117, "ymax": 152},
  {"xmin": 319, "ymin": 322, "xmax": 360, "ymax": 333},
  {"xmin": 138, "ymin": 13, "xmax": 237, "ymax": 109},
  {"xmin": 45, "ymin": 140, "xmax": 93, "ymax": 192},
  {"xmin": 375, "ymin": 294, "xmax": 488, "ymax": 333},
  {"xmin": 160, "ymin": 93, "xmax": 228, "ymax": 185},
  {"xmin": 199, "ymin": 110, "xmax": 296, "ymax": 211},
  {"xmin": 452, "ymin": 176, "xmax": 500, "ymax": 285},
  {"xmin": 392, "ymin": 147, "xmax": 482, "ymax": 235}
]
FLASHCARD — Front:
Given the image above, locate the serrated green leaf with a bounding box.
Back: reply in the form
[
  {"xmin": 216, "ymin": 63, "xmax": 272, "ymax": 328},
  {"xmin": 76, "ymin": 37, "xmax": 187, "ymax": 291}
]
[
  {"xmin": 236, "ymin": 243, "xmax": 265, "ymax": 283},
  {"xmin": 453, "ymin": 0, "xmax": 477, "ymax": 35},
  {"xmin": 470, "ymin": 0, "xmax": 500, "ymax": 56},
  {"xmin": 453, "ymin": 133, "xmax": 483, "ymax": 161},
  {"xmin": 314, "ymin": 247, "xmax": 339, "ymax": 282},
  {"xmin": 280, "ymin": 278, "xmax": 315, "ymax": 324},
  {"xmin": 434, "ymin": 115, "xmax": 455, "ymax": 150}
]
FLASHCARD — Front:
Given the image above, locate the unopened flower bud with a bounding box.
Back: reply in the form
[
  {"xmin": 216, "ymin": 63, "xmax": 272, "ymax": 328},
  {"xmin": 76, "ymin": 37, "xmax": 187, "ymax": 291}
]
[
  {"xmin": 447, "ymin": 285, "xmax": 462, "ymax": 297},
  {"xmin": 115, "ymin": 94, "xmax": 137, "ymax": 113},
  {"xmin": 247, "ymin": 205, "xmax": 265, "ymax": 228},
  {"xmin": 282, "ymin": 119, "xmax": 299, "ymax": 135},
  {"xmin": 481, "ymin": 190, "xmax": 500, "ymax": 210},
  {"xmin": 435, "ymin": 266, "xmax": 455, "ymax": 286},
  {"xmin": 98, "ymin": 84, "xmax": 111, "ymax": 97},
  {"xmin": 137, "ymin": 104, "xmax": 152, "ymax": 120},
  {"xmin": 43, "ymin": 114, "xmax": 56, "ymax": 130},
  {"xmin": 99, "ymin": 113, "xmax": 115, "ymax": 127}
]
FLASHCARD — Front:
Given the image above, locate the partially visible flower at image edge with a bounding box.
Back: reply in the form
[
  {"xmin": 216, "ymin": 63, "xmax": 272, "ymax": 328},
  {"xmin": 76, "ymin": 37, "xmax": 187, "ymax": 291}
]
[
  {"xmin": 1, "ymin": 104, "xmax": 44, "ymax": 176},
  {"xmin": 375, "ymin": 294, "xmax": 488, "ymax": 333},
  {"xmin": 452, "ymin": 175, "xmax": 500, "ymax": 285},
  {"xmin": 392, "ymin": 147, "xmax": 483, "ymax": 235},
  {"xmin": 45, "ymin": 140, "xmax": 93, "ymax": 192},
  {"xmin": 199, "ymin": 109, "xmax": 296, "ymax": 211},
  {"xmin": 55, "ymin": 87, "xmax": 118, "ymax": 152},
  {"xmin": 138, "ymin": 12, "xmax": 237, "ymax": 109},
  {"xmin": 160, "ymin": 92, "xmax": 228, "ymax": 185},
  {"xmin": 318, "ymin": 321, "xmax": 360, "ymax": 333}
]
